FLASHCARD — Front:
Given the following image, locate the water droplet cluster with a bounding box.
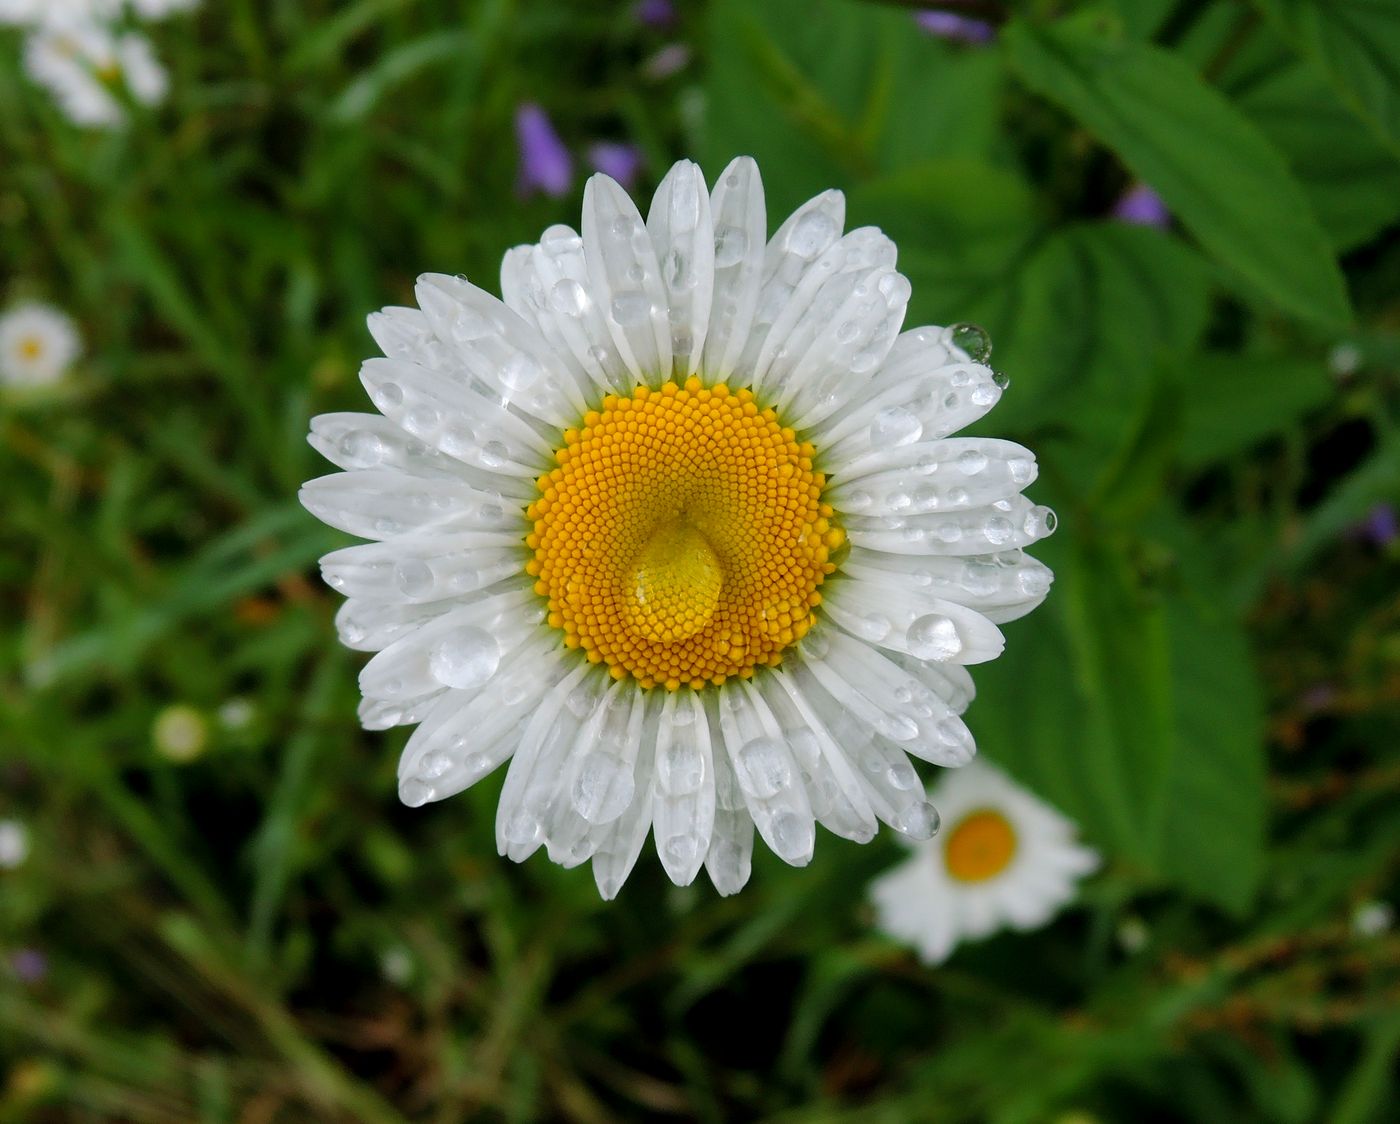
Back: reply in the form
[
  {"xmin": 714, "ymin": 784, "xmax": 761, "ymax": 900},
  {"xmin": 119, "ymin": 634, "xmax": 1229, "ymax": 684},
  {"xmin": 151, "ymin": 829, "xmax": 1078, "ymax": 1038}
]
[{"xmin": 527, "ymin": 379, "xmax": 844, "ymax": 689}]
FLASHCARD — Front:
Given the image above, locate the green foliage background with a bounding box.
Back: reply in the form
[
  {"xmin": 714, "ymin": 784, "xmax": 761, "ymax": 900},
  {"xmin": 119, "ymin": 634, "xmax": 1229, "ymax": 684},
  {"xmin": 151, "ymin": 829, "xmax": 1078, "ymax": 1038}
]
[{"xmin": 2, "ymin": 0, "xmax": 1399, "ymax": 1119}]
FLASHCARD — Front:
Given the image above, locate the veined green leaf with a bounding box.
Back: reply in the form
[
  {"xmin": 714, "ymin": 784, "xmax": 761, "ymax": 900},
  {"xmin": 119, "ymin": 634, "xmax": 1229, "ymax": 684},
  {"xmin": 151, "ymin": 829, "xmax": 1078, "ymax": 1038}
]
[{"xmin": 1004, "ymin": 16, "xmax": 1353, "ymax": 327}]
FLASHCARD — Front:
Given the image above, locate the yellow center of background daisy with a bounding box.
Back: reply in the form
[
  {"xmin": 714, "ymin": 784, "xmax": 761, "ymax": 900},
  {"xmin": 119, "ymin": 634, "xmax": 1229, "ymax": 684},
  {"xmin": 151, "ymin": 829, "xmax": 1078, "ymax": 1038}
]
[
  {"xmin": 18, "ymin": 337, "xmax": 43, "ymax": 360},
  {"xmin": 526, "ymin": 377, "xmax": 843, "ymax": 690},
  {"xmin": 944, "ymin": 809, "xmax": 1018, "ymax": 882}
]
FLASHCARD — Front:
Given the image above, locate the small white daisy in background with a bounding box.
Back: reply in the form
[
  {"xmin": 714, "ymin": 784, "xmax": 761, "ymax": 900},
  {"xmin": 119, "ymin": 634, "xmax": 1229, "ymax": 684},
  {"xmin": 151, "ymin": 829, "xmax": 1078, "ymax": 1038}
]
[
  {"xmin": 23, "ymin": 20, "xmax": 166, "ymax": 128},
  {"xmin": 1351, "ymin": 899, "xmax": 1394, "ymax": 939},
  {"xmin": 1328, "ymin": 342, "xmax": 1362, "ymax": 379},
  {"xmin": 380, "ymin": 945, "xmax": 414, "ymax": 985},
  {"xmin": 0, "ymin": 0, "xmax": 119, "ymax": 27},
  {"xmin": 152, "ymin": 703, "xmax": 209, "ymax": 763},
  {"xmin": 128, "ymin": 0, "xmax": 200, "ymax": 19},
  {"xmin": 870, "ymin": 760, "xmax": 1097, "ymax": 963},
  {"xmin": 0, "ymin": 819, "xmax": 30, "ymax": 870},
  {"xmin": 301, "ymin": 156, "xmax": 1056, "ymax": 898},
  {"xmin": 0, "ymin": 300, "xmax": 82, "ymax": 388},
  {"xmin": 217, "ymin": 697, "xmax": 255, "ymax": 730},
  {"xmin": 1116, "ymin": 915, "xmax": 1149, "ymax": 955}
]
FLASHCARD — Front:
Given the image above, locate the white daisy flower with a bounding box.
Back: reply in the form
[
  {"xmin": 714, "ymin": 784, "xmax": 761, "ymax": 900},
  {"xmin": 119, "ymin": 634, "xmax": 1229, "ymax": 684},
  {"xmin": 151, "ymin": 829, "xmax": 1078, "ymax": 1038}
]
[
  {"xmin": 0, "ymin": 0, "xmax": 121, "ymax": 27},
  {"xmin": 300, "ymin": 158, "xmax": 1057, "ymax": 898},
  {"xmin": 23, "ymin": 20, "xmax": 167, "ymax": 128},
  {"xmin": 0, "ymin": 819, "xmax": 29, "ymax": 870},
  {"xmin": 870, "ymin": 760, "xmax": 1098, "ymax": 963},
  {"xmin": 0, "ymin": 300, "xmax": 82, "ymax": 387}
]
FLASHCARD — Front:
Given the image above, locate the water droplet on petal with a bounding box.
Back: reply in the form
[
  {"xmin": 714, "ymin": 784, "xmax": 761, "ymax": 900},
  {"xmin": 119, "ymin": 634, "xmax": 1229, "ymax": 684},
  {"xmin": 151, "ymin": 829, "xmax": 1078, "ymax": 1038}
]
[
  {"xmin": 572, "ymin": 753, "xmax": 635, "ymax": 824},
  {"xmin": 736, "ymin": 738, "xmax": 792, "ymax": 799},
  {"xmin": 394, "ymin": 560, "xmax": 434, "ymax": 597},
  {"xmin": 610, "ymin": 291, "xmax": 652, "ymax": 326},
  {"xmin": 893, "ymin": 800, "xmax": 940, "ymax": 839},
  {"xmin": 789, "ymin": 210, "xmax": 837, "ymax": 259},
  {"xmin": 429, "ymin": 627, "xmax": 500, "ymax": 689},
  {"xmin": 949, "ymin": 322, "xmax": 992, "ymax": 363},
  {"xmin": 870, "ymin": 407, "xmax": 921, "ymax": 447},
  {"xmin": 713, "ymin": 225, "xmax": 749, "ymax": 268},
  {"xmin": 907, "ymin": 614, "xmax": 963, "ymax": 661},
  {"xmin": 337, "ymin": 429, "xmax": 384, "ymax": 468}
]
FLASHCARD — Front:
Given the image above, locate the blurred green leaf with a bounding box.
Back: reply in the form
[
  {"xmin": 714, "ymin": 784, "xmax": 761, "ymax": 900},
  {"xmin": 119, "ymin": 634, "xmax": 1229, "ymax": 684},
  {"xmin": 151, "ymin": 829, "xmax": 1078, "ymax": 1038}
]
[
  {"xmin": 975, "ymin": 515, "xmax": 1267, "ymax": 911},
  {"xmin": 1004, "ymin": 15, "xmax": 1353, "ymax": 327},
  {"xmin": 704, "ymin": 0, "xmax": 1006, "ymax": 213},
  {"xmin": 1176, "ymin": 352, "xmax": 1333, "ymax": 467},
  {"xmin": 1253, "ymin": 0, "xmax": 1400, "ymax": 157},
  {"xmin": 1219, "ymin": 24, "xmax": 1400, "ymax": 251}
]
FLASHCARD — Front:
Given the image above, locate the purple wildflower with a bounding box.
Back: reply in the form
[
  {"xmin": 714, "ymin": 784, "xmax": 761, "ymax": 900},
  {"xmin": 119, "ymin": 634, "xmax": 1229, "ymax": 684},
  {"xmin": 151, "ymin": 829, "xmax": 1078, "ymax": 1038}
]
[
  {"xmin": 588, "ymin": 142, "xmax": 644, "ymax": 190},
  {"xmin": 916, "ymin": 10, "xmax": 995, "ymax": 44},
  {"xmin": 1363, "ymin": 503, "xmax": 1398, "ymax": 546},
  {"xmin": 634, "ymin": 0, "xmax": 676, "ymax": 28},
  {"xmin": 1113, "ymin": 182, "xmax": 1171, "ymax": 228},
  {"xmin": 515, "ymin": 103, "xmax": 573, "ymax": 199},
  {"xmin": 10, "ymin": 949, "xmax": 47, "ymax": 983}
]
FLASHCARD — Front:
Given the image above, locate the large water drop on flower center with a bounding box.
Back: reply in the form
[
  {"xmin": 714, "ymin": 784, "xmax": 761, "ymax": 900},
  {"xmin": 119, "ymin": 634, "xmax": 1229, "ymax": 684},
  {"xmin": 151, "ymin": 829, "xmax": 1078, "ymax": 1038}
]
[{"xmin": 622, "ymin": 521, "xmax": 723, "ymax": 643}]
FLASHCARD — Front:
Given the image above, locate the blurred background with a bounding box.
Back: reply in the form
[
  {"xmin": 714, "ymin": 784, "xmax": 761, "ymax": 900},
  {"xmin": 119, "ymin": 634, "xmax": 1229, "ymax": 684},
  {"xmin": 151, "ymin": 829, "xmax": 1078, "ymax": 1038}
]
[{"xmin": 2, "ymin": 0, "xmax": 1399, "ymax": 1120}]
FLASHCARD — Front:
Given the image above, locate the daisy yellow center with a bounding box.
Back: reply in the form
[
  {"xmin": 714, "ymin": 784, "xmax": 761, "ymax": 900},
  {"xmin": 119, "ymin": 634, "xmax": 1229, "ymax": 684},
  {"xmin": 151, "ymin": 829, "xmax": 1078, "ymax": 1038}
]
[
  {"xmin": 944, "ymin": 808, "xmax": 1017, "ymax": 882},
  {"xmin": 526, "ymin": 377, "xmax": 844, "ymax": 690},
  {"xmin": 17, "ymin": 336, "xmax": 43, "ymax": 361}
]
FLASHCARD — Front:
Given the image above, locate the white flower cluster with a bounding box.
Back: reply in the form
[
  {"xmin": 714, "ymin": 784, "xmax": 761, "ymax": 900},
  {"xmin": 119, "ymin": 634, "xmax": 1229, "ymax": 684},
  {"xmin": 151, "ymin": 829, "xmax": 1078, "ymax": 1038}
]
[{"xmin": 1, "ymin": 0, "xmax": 197, "ymax": 128}]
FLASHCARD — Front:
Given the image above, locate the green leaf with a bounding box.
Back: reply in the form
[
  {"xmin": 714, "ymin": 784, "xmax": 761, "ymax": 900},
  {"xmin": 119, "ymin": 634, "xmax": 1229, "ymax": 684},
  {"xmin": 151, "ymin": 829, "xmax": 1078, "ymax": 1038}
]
[
  {"xmin": 1218, "ymin": 23, "xmax": 1400, "ymax": 251},
  {"xmin": 1003, "ymin": 16, "xmax": 1353, "ymax": 327},
  {"xmin": 973, "ymin": 512, "xmax": 1267, "ymax": 912},
  {"xmin": 1253, "ymin": 0, "xmax": 1400, "ymax": 157},
  {"xmin": 704, "ymin": 0, "xmax": 1006, "ymax": 215},
  {"xmin": 1176, "ymin": 352, "xmax": 1333, "ymax": 467}
]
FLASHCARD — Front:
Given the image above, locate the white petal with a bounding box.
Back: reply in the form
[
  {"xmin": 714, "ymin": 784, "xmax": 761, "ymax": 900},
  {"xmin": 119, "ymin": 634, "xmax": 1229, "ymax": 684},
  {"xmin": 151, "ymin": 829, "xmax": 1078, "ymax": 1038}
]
[
  {"xmin": 500, "ymin": 236, "xmax": 620, "ymax": 402},
  {"xmin": 298, "ymin": 470, "xmax": 518, "ymax": 541},
  {"xmin": 359, "ymin": 357, "xmax": 550, "ymax": 481},
  {"xmin": 319, "ymin": 531, "xmax": 523, "ymax": 604},
  {"xmin": 704, "ymin": 808, "xmax": 754, "ymax": 897},
  {"xmin": 357, "ymin": 589, "xmax": 540, "ymax": 704},
  {"xmin": 829, "ymin": 438, "xmax": 1038, "ymax": 507},
  {"xmin": 367, "ymin": 306, "xmax": 457, "ymax": 371},
  {"xmin": 716, "ymin": 681, "xmax": 816, "ymax": 867},
  {"xmin": 582, "ymin": 173, "xmax": 672, "ymax": 386},
  {"xmin": 496, "ymin": 663, "xmax": 604, "ymax": 861},
  {"xmin": 699, "ymin": 156, "xmax": 766, "ymax": 379},
  {"xmin": 591, "ymin": 692, "xmax": 662, "ymax": 899},
  {"xmin": 844, "ymin": 495, "xmax": 1057, "ymax": 557},
  {"xmin": 414, "ymin": 273, "xmax": 587, "ymax": 426},
  {"xmin": 796, "ymin": 629, "xmax": 977, "ymax": 766},
  {"xmin": 750, "ymin": 227, "xmax": 895, "ymax": 400},
  {"xmin": 843, "ymin": 548, "xmax": 1054, "ymax": 625},
  {"xmin": 770, "ymin": 267, "xmax": 910, "ymax": 425},
  {"xmin": 652, "ymin": 690, "xmax": 717, "ymax": 886},
  {"xmin": 731, "ymin": 188, "xmax": 846, "ymax": 380},
  {"xmin": 822, "ymin": 577, "xmax": 1005, "ymax": 665},
  {"xmin": 334, "ymin": 598, "xmax": 452, "ymax": 652},
  {"xmin": 757, "ymin": 672, "xmax": 879, "ymax": 843},
  {"xmin": 395, "ymin": 632, "xmax": 569, "ymax": 805},
  {"xmin": 647, "ymin": 159, "xmax": 714, "ymax": 377},
  {"xmin": 309, "ymin": 412, "xmax": 476, "ymax": 482}
]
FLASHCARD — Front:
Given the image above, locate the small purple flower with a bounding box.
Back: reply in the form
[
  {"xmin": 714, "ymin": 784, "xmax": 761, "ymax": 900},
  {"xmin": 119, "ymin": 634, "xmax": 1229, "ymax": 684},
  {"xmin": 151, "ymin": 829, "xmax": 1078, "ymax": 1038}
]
[
  {"xmin": 515, "ymin": 103, "xmax": 573, "ymax": 199},
  {"xmin": 10, "ymin": 948, "xmax": 47, "ymax": 983},
  {"xmin": 634, "ymin": 0, "xmax": 676, "ymax": 28},
  {"xmin": 916, "ymin": 10, "xmax": 995, "ymax": 44},
  {"xmin": 1362, "ymin": 503, "xmax": 1398, "ymax": 546},
  {"xmin": 1113, "ymin": 182, "xmax": 1171, "ymax": 228},
  {"xmin": 588, "ymin": 143, "xmax": 644, "ymax": 190}
]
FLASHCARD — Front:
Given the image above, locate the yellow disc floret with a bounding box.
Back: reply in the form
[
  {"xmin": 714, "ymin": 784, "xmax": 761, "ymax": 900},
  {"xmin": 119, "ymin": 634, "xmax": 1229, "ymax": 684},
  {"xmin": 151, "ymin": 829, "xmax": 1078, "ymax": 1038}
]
[
  {"xmin": 944, "ymin": 809, "xmax": 1018, "ymax": 883},
  {"xmin": 526, "ymin": 377, "xmax": 842, "ymax": 689}
]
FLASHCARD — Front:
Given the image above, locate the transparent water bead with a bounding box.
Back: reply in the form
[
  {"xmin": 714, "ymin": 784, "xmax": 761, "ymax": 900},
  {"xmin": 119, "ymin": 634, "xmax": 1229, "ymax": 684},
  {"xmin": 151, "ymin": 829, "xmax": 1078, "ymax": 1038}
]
[
  {"xmin": 870, "ymin": 407, "xmax": 922, "ymax": 447},
  {"xmin": 948, "ymin": 322, "xmax": 992, "ymax": 363},
  {"xmin": 736, "ymin": 737, "xmax": 793, "ymax": 799},
  {"xmin": 906, "ymin": 614, "xmax": 963, "ymax": 661},
  {"xmin": 571, "ymin": 752, "xmax": 635, "ymax": 824},
  {"xmin": 429, "ymin": 627, "xmax": 501, "ymax": 689},
  {"xmin": 610, "ymin": 291, "xmax": 652, "ymax": 326},
  {"xmin": 893, "ymin": 801, "xmax": 940, "ymax": 840},
  {"xmin": 789, "ymin": 209, "xmax": 839, "ymax": 259},
  {"xmin": 714, "ymin": 225, "xmax": 749, "ymax": 267}
]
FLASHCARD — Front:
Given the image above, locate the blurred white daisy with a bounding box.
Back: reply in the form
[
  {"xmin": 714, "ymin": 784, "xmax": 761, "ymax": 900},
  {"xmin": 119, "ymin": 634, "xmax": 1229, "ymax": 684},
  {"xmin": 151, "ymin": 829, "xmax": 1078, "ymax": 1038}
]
[
  {"xmin": 129, "ymin": 0, "xmax": 199, "ymax": 19},
  {"xmin": 23, "ymin": 20, "xmax": 167, "ymax": 127},
  {"xmin": 301, "ymin": 157, "xmax": 1056, "ymax": 898},
  {"xmin": 0, "ymin": 0, "xmax": 121, "ymax": 27},
  {"xmin": 0, "ymin": 301, "xmax": 82, "ymax": 387},
  {"xmin": 0, "ymin": 819, "xmax": 29, "ymax": 869},
  {"xmin": 152, "ymin": 703, "xmax": 209, "ymax": 763},
  {"xmin": 870, "ymin": 760, "xmax": 1098, "ymax": 963}
]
